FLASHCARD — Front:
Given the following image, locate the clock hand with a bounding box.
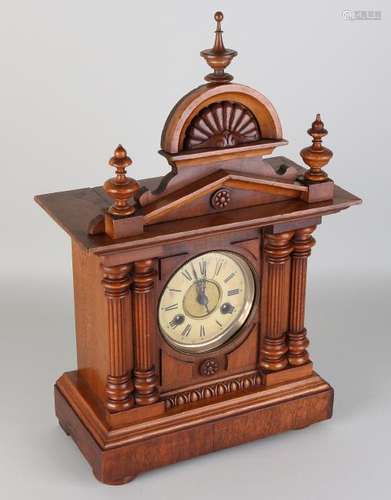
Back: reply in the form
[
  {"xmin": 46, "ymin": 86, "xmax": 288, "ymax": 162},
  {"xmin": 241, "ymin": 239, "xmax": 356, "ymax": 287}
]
[
  {"xmin": 197, "ymin": 288, "xmax": 208, "ymax": 305},
  {"xmin": 196, "ymin": 288, "xmax": 210, "ymax": 314},
  {"xmin": 191, "ymin": 263, "xmax": 199, "ymax": 282},
  {"xmin": 196, "ymin": 281, "xmax": 211, "ymax": 317},
  {"xmin": 196, "ymin": 279, "xmax": 210, "ymax": 314},
  {"xmin": 191, "ymin": 264, "xmax": 205, "ymax": 304}
]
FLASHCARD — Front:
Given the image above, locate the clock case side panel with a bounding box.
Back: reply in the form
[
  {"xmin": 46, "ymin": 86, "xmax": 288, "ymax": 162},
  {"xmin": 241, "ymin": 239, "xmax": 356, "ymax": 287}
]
[
  {"xmin": 71, "ymin": 240, "xmax": 108, "ymax": 401},
  {"xmin": 155, "ymin": 229, "xmax": 262, "ymax": 397}
]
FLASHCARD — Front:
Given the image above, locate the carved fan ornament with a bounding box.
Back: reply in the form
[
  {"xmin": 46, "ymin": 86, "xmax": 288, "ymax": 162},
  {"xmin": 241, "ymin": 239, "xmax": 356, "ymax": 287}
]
[{"xmin": 184, "ymin": 101, "xmax": 261, "ymax": 150}]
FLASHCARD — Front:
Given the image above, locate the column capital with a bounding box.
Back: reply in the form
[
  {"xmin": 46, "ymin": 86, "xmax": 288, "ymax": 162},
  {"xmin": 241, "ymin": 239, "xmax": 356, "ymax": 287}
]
[
  {"xmin": 102, "ymin": 264, "xmax": 132, "ymax": 297},
  {"xmin": 291, "ymin": 226, "xmax": 316, "ymax": 258},
  {"xmin": 133, "ymin": 260, "xmax": 154, "ymax": 293},
  {"xmin": 264, "ymin": 231, "xmax": 294, "ymax": 264}
]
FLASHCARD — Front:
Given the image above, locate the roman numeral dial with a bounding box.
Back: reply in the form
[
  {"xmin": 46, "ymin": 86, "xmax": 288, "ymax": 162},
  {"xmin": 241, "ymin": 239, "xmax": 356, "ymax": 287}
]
[{"xmin": 158, "ymin": 251, "xmax": 256, "ymax": 354}]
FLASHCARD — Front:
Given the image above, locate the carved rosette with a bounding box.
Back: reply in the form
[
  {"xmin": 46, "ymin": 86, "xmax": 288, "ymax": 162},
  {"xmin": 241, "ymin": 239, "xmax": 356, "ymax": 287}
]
[
  {"xmin": 199, "ymin": 358, "xmax": 219, "ymax": 376},
  {"xmin": 288, "ymin": 226, "xmax": 316, "ymax": 366},
  {"xmin": 132, "ymin": 259, "xmax": 159, "ymax": 405},
  {"xmin": 210, "ymin": 188, "xmax": 231, "ymax": 209},
  {"xmin": 102, "ymin": 264, "xmax": 133, "ymax": 412},
  {"xmin": 261, "ymin": 231, "xmax": 294, "ymax": 372}
]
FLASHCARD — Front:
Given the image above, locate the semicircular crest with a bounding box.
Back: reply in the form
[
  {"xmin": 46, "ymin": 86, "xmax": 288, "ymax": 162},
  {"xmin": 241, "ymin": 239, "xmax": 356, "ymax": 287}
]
[{"xmin": 184, "ymin": 101, "xmax": 261, "ymax": 150}]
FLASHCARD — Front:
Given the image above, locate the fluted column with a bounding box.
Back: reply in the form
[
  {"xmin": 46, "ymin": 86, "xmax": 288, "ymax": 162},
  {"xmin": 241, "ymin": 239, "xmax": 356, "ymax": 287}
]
[
  {"xmin": 102, "ymin": 264, "xmax": 133, "ymax": 412},
  {"xmin": 132, "ymin": 259, "xmax": 159, "ymax": 405},
  {"xmin": 261, "ymin": 231, "xmax": 294, "ymax": 372},
  {"xmin": 288, "ymin": 226, "xmax": 316, "ymax": 366}
]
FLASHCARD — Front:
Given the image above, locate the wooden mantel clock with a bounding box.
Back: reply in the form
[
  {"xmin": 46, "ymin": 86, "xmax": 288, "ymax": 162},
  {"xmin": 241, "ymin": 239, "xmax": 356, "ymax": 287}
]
[{"xmin": 35, "ymin": 12, "xmax": 361, "ymax": 485}]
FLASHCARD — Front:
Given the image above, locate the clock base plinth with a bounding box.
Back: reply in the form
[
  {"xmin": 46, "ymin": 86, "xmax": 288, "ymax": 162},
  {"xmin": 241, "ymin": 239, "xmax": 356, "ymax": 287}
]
[{"xmin": 55, "ymin": 370, "xmax": 333, "ymax": 485}]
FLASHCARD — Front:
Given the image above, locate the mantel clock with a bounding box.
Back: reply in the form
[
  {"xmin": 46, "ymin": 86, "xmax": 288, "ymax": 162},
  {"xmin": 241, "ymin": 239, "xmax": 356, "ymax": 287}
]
[{"xmin": 35, "ymin": 12, "xmax": 361, "ymax": 485}]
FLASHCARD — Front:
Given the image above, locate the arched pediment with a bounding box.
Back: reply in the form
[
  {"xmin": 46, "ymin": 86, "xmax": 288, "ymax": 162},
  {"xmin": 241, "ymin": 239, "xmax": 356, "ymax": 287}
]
[{"xmin": 161, "ymin": 83, "xmax": 284, "ymax": 155}]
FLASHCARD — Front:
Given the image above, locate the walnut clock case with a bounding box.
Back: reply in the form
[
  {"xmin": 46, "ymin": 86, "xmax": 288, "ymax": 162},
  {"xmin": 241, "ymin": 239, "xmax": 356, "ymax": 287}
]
[{"xmin": 35, "ymin": 12, "xmax": 361, "ymax": 485}]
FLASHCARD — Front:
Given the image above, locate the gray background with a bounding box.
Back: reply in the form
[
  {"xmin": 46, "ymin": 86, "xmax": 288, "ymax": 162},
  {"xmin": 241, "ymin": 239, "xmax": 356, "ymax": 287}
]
[{"xmin": 1, "ymin": 0, "xmax": 390, "ymax": 498}]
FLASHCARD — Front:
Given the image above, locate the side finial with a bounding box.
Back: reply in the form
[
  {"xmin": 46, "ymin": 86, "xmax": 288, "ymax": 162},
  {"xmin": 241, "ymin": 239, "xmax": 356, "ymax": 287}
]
[
  {"xmin": 200, "ymin": 11, "xmax": 238, "ymax": 83},
  {"xmin": 104, "ymin": 145, "xmax": 139, "ymax": 217},
  {"xmin": 300, "ymin": 114, "xmax": 333, "ymax": 182}
]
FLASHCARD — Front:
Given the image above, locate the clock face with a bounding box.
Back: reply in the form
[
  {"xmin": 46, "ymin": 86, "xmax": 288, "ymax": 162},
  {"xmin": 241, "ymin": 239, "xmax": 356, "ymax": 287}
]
[{"xmin": 158, "ymin": 251, "xmax": 256, "ymax": 354}]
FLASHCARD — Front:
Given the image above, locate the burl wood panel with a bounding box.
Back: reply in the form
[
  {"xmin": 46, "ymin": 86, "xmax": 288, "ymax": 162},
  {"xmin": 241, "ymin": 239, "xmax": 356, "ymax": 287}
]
[
  {"xmin": 157, "ymin": 230, "xmax": 261, "ymax": 395},
  {"xmin": 226, "ymin": 324, "xmax": 258, "ymax": 371}
]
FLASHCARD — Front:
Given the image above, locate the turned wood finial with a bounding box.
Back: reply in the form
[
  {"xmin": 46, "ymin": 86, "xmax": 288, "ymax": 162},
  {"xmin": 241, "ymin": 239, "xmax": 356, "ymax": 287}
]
[
  {"xmin": 200, "ymin": 11, "xmax": 238, "ymax": 83},
  {"xmin": 104, "ymin": 145, "xmax": 139, "ymax": 217},
  {"xmin": 300, "ymin": 114, "xmax": 333, "ymax": 182}
]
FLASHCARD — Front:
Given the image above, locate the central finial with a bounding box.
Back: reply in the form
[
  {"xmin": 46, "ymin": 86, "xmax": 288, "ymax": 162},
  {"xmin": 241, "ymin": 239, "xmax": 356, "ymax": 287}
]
[{"xmin": 201, "ymin": 11, "xmax": 238, "ymax": 83}]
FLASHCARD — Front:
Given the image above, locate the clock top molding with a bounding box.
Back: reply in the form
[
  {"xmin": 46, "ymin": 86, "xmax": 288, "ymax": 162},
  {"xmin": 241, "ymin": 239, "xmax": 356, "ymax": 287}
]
[{"xmin": 35, "ymin": 11, "xmax": 361, "ymax": 255}]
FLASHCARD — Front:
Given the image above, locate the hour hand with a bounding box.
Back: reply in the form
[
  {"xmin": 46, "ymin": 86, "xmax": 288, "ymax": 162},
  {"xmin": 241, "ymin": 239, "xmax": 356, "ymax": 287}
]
[
  {"xmin": 197, "ymin": 291, "xmax": 210, "ymax": 314},
  {"xmin": 197, "ymin": 291, "xmax": 208, "ymax": 306},
  {"xmin": 196, "ymin": 283, "xmax": 210, "ymax": 315}
]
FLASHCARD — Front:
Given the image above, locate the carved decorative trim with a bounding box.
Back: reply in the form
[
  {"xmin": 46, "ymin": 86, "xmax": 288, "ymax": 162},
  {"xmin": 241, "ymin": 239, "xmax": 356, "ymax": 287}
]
[
  {"xmin": 184, "ymin": 101, "xmax": 261, "ymax": 150},
  {"xmin": 199, "ymin": 358, "xmax": 219, "ymax": 376},
  {"xmin": 210, "ymin": 188, "xmax": 231, "ymax": 209},
  {"xmin": 164, "ymin": 372, "xmax": 262, "ymax": 409}
]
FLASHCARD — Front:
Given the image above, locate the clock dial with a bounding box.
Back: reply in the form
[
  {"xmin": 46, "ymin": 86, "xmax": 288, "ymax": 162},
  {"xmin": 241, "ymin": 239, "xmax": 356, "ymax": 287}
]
[{"xmin": 158, "ymin": 251, "xmax": 256, "ymax": 353}]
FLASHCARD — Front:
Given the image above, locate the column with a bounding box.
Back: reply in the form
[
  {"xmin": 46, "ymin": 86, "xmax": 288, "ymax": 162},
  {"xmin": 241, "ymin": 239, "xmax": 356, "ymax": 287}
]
[
  {"xmin": 261, "ymin": 231, "xmax": 294, "ymax": 371},
  {"xmin": 288, "ymin": 226, "xmax": 316, "ymax": 366},
  {"xmin": 132, "ymin": 259, "xmax": 159, "ymax": 405},
  {"xmin": 102, "ymin": 264, "xmax": 133, "ymax": 412}
]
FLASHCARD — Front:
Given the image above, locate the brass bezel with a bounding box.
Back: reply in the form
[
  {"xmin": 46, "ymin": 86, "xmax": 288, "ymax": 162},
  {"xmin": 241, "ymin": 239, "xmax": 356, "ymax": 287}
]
[{"xmin": 158, "ymin": 250, "xmax": 256, "ymax": 354}]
